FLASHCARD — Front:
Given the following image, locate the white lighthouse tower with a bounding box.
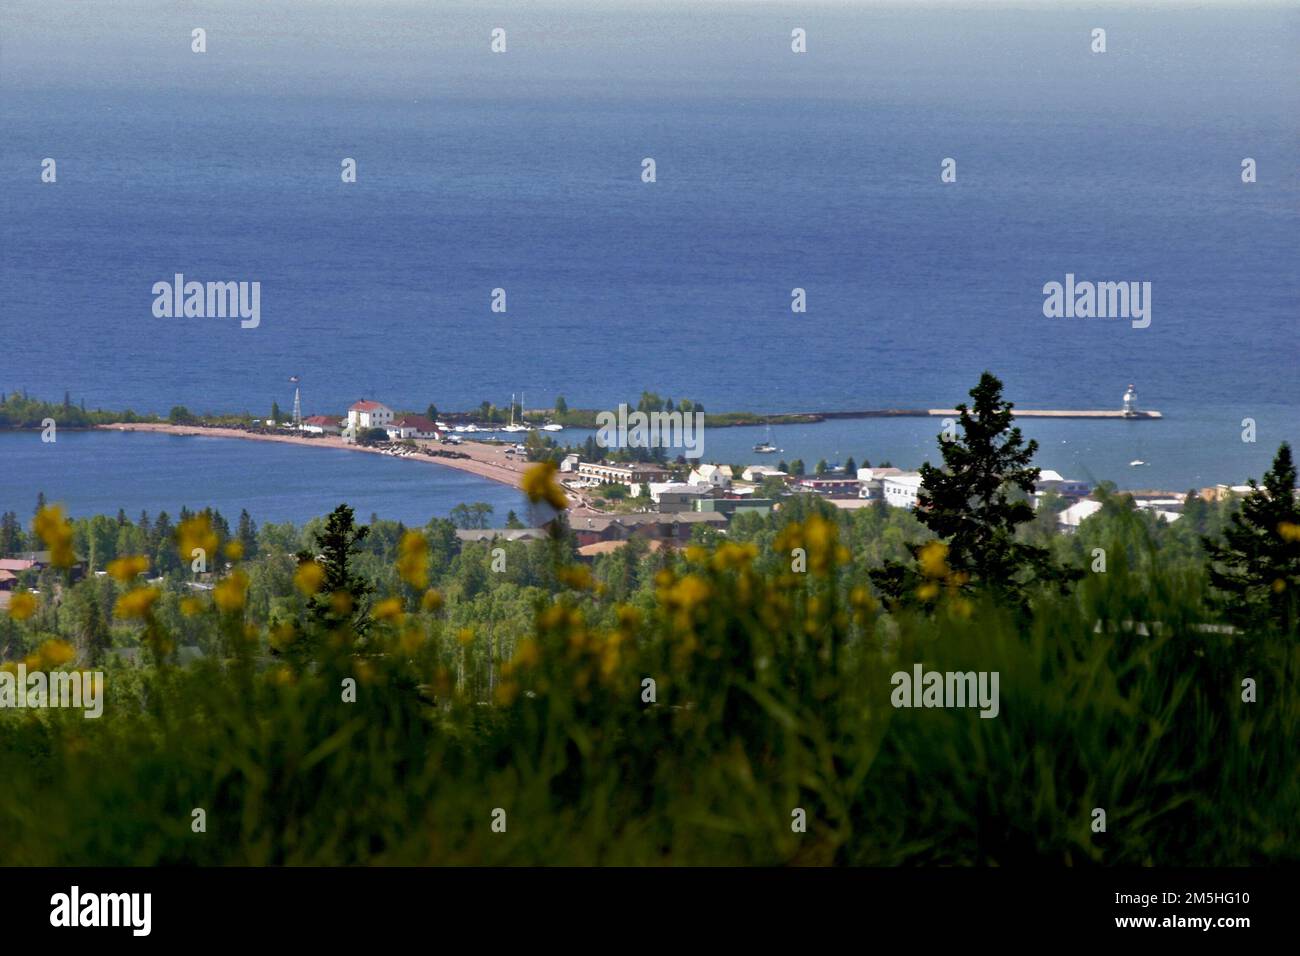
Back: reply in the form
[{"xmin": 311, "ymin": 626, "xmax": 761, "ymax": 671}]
[{"xmin": 1122, "ymin": 383, "xmax": 1138, "ymax": 417}]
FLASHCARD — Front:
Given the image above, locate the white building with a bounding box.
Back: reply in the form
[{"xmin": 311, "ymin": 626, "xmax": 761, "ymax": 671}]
[
  {"xmin": 741, "ymin": 465, "xmax": 787, "ymax": 483},
  {"xmin": 347, "ymin": 400, "xmax": 394, "ymax": 437},
  {"xmin": 881, "ymin": 473, "xmax": 924, "ymax": 509},
  {"xmin": 1034, "ymin": 469, "xmax": 1092, "ymax": 498},
  {"xmin": 1058, "ymin": 499, "xmax": 1104, "ymax": 530},
  {"xmin": 300, "ymin": 415, "xmax": 342, "ymax": 435},
  {"xmin": 385, "ymin": 416, "xmax": 440, "ymax": 440},
  {"xmin": 857, "ymin": 467, "xmax": 905, "ymax": 501},
  {"xmin": 560, "ymin": 453, "xmax": 581, "ymax": 473},
  {"xmin": 688, "ymin": 464, "xmax": 733, "ymax": 489}
]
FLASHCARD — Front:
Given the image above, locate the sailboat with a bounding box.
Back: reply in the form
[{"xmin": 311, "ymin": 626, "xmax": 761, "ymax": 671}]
[
  {"xmin": 753, "ymin": 425, "xmax": 778, "ymax": 454},
  {"xmin": 502, "ymin": 392, "xmax": 529, "ymax": 433}
]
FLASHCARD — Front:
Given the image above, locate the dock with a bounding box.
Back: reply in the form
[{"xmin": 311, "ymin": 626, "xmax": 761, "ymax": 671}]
[{"xmin": 810, "ymin": 409, "xmax": 1163, "ymax": 421}]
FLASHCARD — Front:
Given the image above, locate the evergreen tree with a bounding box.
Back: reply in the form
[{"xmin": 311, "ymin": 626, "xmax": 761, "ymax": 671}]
[
  {"xmin": 871, "ymin": 372, "xmax": 1080, "ymax": 611},
  {"xmin": 270, "ymin": 401, "xmax": 282, "ymax": 424},
  {"xmin": 1202, "ymin": 442, "xmax": 1300, "ymax": 633},
  {"xmin": 297, "ymin": 504, "xmax": 373, "ymax": 635},
  {"xmin": 237, "ymin": 509, "xmax": 259, "ymax": 559},
  {"xmin": 844, "ymin": 456, "xmax": 857, "ymax": 475}
]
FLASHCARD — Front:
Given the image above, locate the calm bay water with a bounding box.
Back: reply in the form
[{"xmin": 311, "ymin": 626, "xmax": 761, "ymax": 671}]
[
  {"xmin": 0, "ymin": 430, "xmax": 529, "ymax": 526},
  {"xmin": 1, "ymin": 1, "xmax": 1296, "ymax": 515}
]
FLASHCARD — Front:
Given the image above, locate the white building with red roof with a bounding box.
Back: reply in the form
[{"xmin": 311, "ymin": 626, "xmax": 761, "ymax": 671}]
[
  {"xmin": 346, "ymin": 400, "xmax": 393, "ymax": 438},
  {"xmin": 386, "ymin": 416, "xmax": 441, "ymax": 441},
  {"xmin": 300, "ymin": 414, "xmax": 343, "ymax": 435}
]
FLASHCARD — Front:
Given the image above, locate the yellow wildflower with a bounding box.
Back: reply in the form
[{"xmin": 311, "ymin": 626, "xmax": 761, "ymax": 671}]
[
  {"xmin": 213, "ymin": 570, "xmax": 249, "ymax": 613},
  {"xmin": 179, "ymin": 597, "xmax": 204, "ymax": 617},
  {"xmin": 106, "ymin": 554, "xmax": 149, "ymax": 584},
  {"xmin": 513, "ymin": 638, "xmax": 541, "ymax": 669},
  {"xmin": 521, "ymin": 461, "xmax": 568, "ymax": 510},
  {"xmin": 33, "ymin": 505, "xmax": 76, "ymax": 568},
  {"xmin": 294, "ymin": 560, "xmax": 325, "ymax": 596},
  {"xmin": 114, "ymin": 587, "xmax": 160, "ymax": 619},
  {"xmin": 374, "ymin": 597, "xmax": 404, "ymax": 623},
  {"xmin": 7, "ymin": 590, "xmax": 38, "ymax": 620},
  {"xmin": 557, "ymin": 564, "xmax": 593, "ymax": 590},
  {"xmin": 396, "ymin": 531, "xmax": 429, "ymax": 589},
  {"xmin": 1279, "ymin": 521, "xmax": 1300, "ymax": 543},
  {"xmin": 38, "ymin": 639, "xmax": 76, "ymax": 668},
  {"xmin": 421, "ymin": 588, "xmax": 444, "ymax": 612},
  {"xmin": 330, "ymin": 591, "xmax": 354, "ymax": 616},
  {"xmin": 225, "ymin": 540, "xmax": 244, "ymax": 561},
  {"xmin": 176, "ymin": 515, "xmax": 219, "ymax": 567},
  {"xmin": 918, "ymin": 540, "xmax": 950, "ymax": 579}
]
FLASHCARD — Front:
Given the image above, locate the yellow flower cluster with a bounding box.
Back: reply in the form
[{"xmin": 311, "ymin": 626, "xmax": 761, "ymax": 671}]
[
  {"xmin": 1279, "ymin": 521, "xmax": 1300, "ymax": 543},
  {"xmin": 114, "ymin": 587, "xmax": 160, "ymax": 619},
  {"xmin": 294, "ymin": 560, "xmax": 325, "ymax": 596},
  {"xmin": 373, "ymin": 597, "xmax": 404, "ymax": 623},
  {"xmin": 106, "ymin": 554, "xmax": 149, "ymax": 584},
  {"xmin": 522, "ymin": 461, "xmax": 568, "ymax": 511},
  {"xmin": 7, "ymin": 590, "xmax": 38, "ymax": 620},
  {"xmin": 213, "ymin": 570, "xmax": 249, "ymax": 613},
  {"xmin": 176, "ymin": 515, "xmax": 219, "ymax": 565},
  {"xmin": 33, "ymin": 505, "xmax": 76, "ymax": 568},
  {"xmin": 396, "ymin": 531, "xmax": 429, "ymax": 589},
  {"xmin": 774, "ymin": 514, "xmax": 848, "ymax": 575}
]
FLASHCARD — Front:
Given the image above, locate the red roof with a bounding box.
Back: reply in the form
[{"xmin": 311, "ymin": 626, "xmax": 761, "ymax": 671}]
[
  {"xmin": 303, "ymin": 415, "xmax": 340, "ymax": 426},
  {"xmin": 0, "ymin": 559, "xmax": 35, "ymax": 572},
  {"xmin": 391, "ymin": 416, "xmax": 439, "ymax": 432},
  {"xmin": 349, "ymin": 400, "xmax": 387, "ymax": 412}
]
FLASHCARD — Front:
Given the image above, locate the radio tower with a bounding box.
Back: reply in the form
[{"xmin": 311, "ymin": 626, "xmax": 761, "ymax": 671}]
[{"xmin": 290, "ymin": 375, "xmax": 302, "ymax": 426}]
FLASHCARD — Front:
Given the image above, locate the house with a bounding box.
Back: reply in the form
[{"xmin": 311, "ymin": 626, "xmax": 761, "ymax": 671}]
[
  {"xmin": 1034, "ymin": 469, "xmax": 1092, "ymax": 498},
  {"xmin": 575, "ymin": 461, "xmax": 669, "ymax": 495},
  {"xmin": 882, "ymin": 473, "xmax": 924, "ymax": 509},
  {"xmin": 347, "ymin": 400, "xmax": 394, "ymax": 438},
  {"xmin": 568, "ymin": 512, "xmax": 728, "ymax": 548},
  {"xmin": 741, "ymin": 465, "xmax": 787, "ymax": 483},
  {"xmin": 576, "ymin": 539, "xmax": 667, "ymax": 561},
  {"xmin": 455, "ymin": 529, "xmax": 550, "ymax": 543},
  {"xmin": 857, "ymin": 467, "xmax": 904, "ymax": 501},
  {"xmin": 795, "ymin": 477, "xmax": 862, "ymax": 499},
  {"xmin": 1058, "ymin": 498, "xmax": 1104, "ymax": 530},
  {"xmin": 695, "ymin": 498, "xmax": 775, "ymax": 518},
  {"xmin": 300, "ymin": 415, "xmax": 342, "ymax": 435},
  {"xmin": 688, "ymin": 464, "xmax": 732, "ymax": 489},
  {"xmin": 647, "ymin": 482, "xmax": 716, "ymax": 513},
  {"xmin": 386, "ymin": 415, "xmax": 441, "ymax": 441},
  {"xmin": 559, "ymin": 453, "xmax": 581, "ymax": 473}
]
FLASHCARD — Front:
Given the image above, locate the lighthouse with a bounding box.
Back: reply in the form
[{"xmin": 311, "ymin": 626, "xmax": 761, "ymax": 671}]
[{"xmin": 1122, "ymin": 384, "xmax": 1138, "ymax": 417}]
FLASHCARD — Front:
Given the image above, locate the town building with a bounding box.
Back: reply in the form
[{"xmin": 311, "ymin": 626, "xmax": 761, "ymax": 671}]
[
  {"xmin": 300, "ymin": 415, "xmax": 342, "ymax": 435},
  {"xmin": 568, "ymin": 512, "xmax": 728, "ymax": 548},
  {"xmin": 688, "ymin": 464, "xmax": 733, "ymax": 489},
  {"xmin": 575, "ymin": 461, "xmax": 669, "ymax": 495},
  {"xmin": 646, "ymin": 482, "xmax": 717, "ymax": 513},
  {"xmin": 881, "ymin": 472, "xmax": 924, "ymax": 509},
  {"xmin": 795, "ymin": 477, "xmax": 862, "ymax": 499},
  {"xmin": 386, "ymin": 416, "xmax": 441, "ymax": 441},
  {"xmin": 346, "ymin": 400, "xmax": 394, "ymax": 439},
  {"xmin": 741, "ymin": 465, "xmax": 787, "ymax": 483}
]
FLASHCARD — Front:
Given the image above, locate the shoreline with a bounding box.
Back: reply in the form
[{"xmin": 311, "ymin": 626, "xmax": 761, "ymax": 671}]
[{"xmin": 94, "ymin": 422, "xmax": 529, "ymax": 491}]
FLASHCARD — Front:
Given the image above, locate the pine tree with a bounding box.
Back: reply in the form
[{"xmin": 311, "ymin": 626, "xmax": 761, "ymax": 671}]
[
  {"xmin": 297, "ymin": 504, "xmax": 372, "ymax": 635},
  {"xmin": 1202, "ymin": 442, "xmax": 1300, "ymax": 633},
  {"xmin": 871, "ymin": 371, "xmax": 1080, "ymax": 611}
]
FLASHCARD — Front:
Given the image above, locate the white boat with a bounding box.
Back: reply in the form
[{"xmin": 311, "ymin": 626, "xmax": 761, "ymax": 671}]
[
  {"xmin": 541, "ymin": 423, "xmax": 563, "ymax": 432},
  {"xmin": 753, "ymin": 442, "xmax": 778, "ymax": 454},
  {"xmin": 502, "ymin": 392, "xmax": 529, "ymax": 432},
  {"xmin": 1129, "ymin": 459, "xmax": 1148, "ymax": 467}
]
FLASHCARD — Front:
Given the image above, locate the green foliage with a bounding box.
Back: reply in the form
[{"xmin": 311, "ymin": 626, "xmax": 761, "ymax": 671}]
[{"xmin": 1203, "ymin": 442, "xmax": 1300, "ymax": 633}]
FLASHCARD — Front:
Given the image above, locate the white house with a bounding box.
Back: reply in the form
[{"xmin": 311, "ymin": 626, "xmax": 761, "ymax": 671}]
[
  {"xmin": 385, "ymin": 416, "xmax": 440, "ymax": 440},
  {"xmin": 560, "ymin": 453, "xmax": 581, "ymax": 473},
  {"xmin": 300, "ymin": 415, "xmax": 342, "ymax": 435},
  {"xmin": 1058, "ymin": 499, "xmax": 1104, "ymax": 530},
  {"xmin": 347, "ymin": 400, "xmax": 394, "ymax": 438},
  {"xmin": 881, "ymin": 473, "xmax": 924, "ymax": 509},
  {"xmin": 1034, "ymin": 469, "xmax": 1092, "ymax": 498},
  {"xmin": 857, "ymin": 467, "xmax": 904, "ymax": 501},
  {"xmin": 741, "ymin": 465, "xmax": 787, "ymax": 483},
  {"xmin": 689, "ymin": 464, "xmax": 733, "ymax": 489}
]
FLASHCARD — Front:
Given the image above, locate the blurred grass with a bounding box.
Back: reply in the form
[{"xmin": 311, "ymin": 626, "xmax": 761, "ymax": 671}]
[{"xmin": 1, "ymin": 520, "xmax": 1296, "ymax": 866}]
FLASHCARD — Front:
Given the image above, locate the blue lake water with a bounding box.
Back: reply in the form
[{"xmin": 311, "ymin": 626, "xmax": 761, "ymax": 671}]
[
  {"xmin": 1, "ymin": 1, "xmax": 1296, "ymax": 509},
  {"xmin": 0, "ymin": 430, "xmax": 530, "ymax": 526}
]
